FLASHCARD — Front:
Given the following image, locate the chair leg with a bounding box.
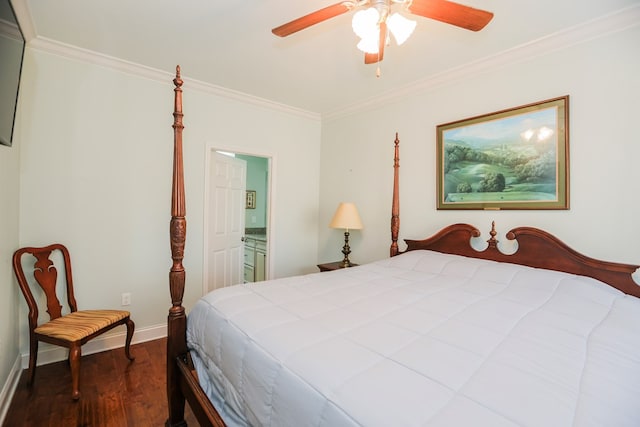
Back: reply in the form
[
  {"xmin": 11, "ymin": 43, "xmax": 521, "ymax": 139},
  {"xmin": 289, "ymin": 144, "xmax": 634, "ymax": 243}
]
[
  {"xmin": 69, "ymin": 343, "xmax": 81, "ymax": 400},
  {"xmin": 27, "ymin": 336, "xmax": 38, "ymax": 386},
  {"xmin": 124, "ymin": 318, "xmax": 135, "ymax": 361}
]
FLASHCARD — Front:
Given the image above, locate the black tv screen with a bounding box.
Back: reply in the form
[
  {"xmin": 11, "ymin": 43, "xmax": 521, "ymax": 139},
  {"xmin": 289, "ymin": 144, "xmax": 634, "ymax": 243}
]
[{"xmin": 0, "ymin": 0, "xmax": 25, "ymax": 147}]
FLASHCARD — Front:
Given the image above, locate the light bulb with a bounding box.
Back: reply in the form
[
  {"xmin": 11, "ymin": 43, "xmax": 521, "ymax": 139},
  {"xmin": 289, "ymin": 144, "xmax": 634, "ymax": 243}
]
[
  {"xmin": 387, "ymin": 12, "xmax": 416, "ymax": 45},
  {"xmin": 357, "ymin": 32, "xmax": 380, "ymax": 54},
  {"xmin": 352, "ymin": 8, "xmax": 379, "ymax": 39}
]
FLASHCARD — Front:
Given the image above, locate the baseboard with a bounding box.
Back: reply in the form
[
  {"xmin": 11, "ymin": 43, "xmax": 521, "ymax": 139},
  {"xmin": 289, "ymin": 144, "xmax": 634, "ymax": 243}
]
[
  {"xmin": 0, "ymin": 356, "xmax": 22, "ymax": 426},
  {"xmin": 20, "ymin": 323, "xmax": 167, "ymax": 368}
]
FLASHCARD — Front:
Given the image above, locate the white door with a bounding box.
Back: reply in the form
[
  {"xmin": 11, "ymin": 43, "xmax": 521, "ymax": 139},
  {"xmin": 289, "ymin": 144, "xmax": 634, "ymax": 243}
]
[{"xmin": 207, "ymin": 152, "xmax": 246, "ymax": 292}]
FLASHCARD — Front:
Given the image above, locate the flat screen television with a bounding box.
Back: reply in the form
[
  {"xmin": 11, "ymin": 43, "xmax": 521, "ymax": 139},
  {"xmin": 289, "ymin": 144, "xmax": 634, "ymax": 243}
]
[{"xmin": 0, "ymin": 0, "xmax": 25, "ymax": 147}]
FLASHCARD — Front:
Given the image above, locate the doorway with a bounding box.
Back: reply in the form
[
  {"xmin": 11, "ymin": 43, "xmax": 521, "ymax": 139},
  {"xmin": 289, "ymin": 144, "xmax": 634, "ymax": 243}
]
[{"xmin": 204, "ymin": 148, "xmax": 272, "ymax": 294}]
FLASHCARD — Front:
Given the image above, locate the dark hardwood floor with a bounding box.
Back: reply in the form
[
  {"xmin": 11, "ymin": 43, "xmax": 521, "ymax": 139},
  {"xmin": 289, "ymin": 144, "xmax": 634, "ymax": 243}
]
[{"xmin": 3, "ymin": 338, "xmax": 198, "ymax": 426}]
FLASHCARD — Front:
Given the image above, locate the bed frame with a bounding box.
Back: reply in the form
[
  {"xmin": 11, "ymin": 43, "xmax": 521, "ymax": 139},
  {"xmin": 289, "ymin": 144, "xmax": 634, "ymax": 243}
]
[{"xmin": 164, "ymin": 67, "xmax": 640, "ymax": 426}]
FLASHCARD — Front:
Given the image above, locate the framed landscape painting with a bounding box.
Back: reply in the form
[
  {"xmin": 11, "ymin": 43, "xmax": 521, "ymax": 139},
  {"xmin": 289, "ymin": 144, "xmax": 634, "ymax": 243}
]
[{"xmin": 436, "ymin": 96, "xmax": 569, "ymax": 210}]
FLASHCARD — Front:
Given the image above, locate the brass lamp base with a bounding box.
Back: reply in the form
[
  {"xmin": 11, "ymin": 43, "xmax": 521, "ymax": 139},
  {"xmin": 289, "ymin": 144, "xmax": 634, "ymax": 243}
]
[{"xmin": 340, "ymin": 230, "xmax": 352, "ymax": 267}]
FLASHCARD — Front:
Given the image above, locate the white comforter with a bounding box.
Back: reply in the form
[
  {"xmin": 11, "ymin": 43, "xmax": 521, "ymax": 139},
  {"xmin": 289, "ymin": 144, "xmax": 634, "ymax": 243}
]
[{"xmin": 187, "ymin": 250, "xmax": 640, "ymax": 427}]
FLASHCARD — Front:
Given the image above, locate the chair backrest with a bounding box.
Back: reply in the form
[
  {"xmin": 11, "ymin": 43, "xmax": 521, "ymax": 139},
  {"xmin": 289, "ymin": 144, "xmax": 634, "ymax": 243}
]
[{"xmin": 13, "ymin": 244, "xmax": 78, "ymax": 329}]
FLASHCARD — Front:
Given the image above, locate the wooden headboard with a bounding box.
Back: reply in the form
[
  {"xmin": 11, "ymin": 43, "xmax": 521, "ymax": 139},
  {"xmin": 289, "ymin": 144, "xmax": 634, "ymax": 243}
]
[{"xmin": 401, "ymin": 222, "xmax": 640, "ymax": 298}]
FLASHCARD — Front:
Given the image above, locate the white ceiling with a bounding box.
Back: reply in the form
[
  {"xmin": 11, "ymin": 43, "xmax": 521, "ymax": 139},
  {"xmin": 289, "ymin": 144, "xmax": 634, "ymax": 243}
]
[{"xmin": 12, "ymin": 0, "xmax": 640, "ymax": 116}]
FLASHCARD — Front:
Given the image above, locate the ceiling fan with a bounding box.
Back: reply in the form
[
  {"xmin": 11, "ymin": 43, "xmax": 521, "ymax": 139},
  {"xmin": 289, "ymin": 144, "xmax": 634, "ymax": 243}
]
[{"xmin": 272, "ymin": 0, "xmax": 493, "ymax": 65}]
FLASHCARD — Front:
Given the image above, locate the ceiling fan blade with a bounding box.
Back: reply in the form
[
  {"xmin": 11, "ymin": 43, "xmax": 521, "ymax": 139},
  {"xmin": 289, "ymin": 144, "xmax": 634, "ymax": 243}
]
[
  {"xmin": 408, "ymin": 0, "xmax": 493, "ymax": 31},
  {"xmin": 364, "ymin": 52, "xmax": 379, "ymax": 64},
  {"xmin": 272, "ymin": 2, "xmax": 352, "ymax": 37},
  {"xmin": 364, "ymin": 21, "xmax": 386, "ymax": 64}
]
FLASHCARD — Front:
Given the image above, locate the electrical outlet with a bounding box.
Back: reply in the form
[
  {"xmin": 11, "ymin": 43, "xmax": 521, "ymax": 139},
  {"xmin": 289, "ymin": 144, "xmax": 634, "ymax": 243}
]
[{"xmin": 121, "ymin": 292, "xmax": 131, "ymax": 306}]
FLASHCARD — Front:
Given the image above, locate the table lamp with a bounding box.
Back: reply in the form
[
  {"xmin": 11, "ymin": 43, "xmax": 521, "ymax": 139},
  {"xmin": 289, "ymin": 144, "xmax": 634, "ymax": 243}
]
[{"xmin": 329, "ymin": 202, "xmax": 363, "ymax": 267}]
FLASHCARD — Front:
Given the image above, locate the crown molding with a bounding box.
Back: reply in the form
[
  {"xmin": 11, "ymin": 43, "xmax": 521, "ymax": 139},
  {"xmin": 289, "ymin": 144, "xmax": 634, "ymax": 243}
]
[
  {"xmin": 26, "ymin": 36, "xmax": 321, "ymax": 122},
  {"xmin": 9, "ymin": 0, "xmax": 35, "ymax": 41},
  {"xmin": 185, "ymin": 76, "xmax": 320, "ymax": 121},
  {"xmin": 14, "ymin": 2, "xmax": 639, "ymax": 124},
  {"xmin": 322, "ymin": 4, "xmax": 640, "ymax": 121},
  {"xmin": 0, "ymin": 18, "xmax": 21, "ymax": 41}
]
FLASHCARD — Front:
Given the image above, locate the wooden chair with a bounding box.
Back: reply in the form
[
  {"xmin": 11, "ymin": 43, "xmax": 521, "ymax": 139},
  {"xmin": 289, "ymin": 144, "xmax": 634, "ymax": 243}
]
[{"xmin": 13, "ymin": 243, "xmax": 135, "ymax": 400}]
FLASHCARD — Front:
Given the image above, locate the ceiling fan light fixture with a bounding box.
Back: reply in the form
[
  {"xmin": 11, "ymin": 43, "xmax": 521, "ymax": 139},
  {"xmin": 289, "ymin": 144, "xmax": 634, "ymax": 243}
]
[
  {"xmin": 356, "ymin": 32, "xmax": 380, "ymax": 54},
  {"xmin": 387, "ymin": 12, "xmax": 416, "ymax": 45},
  {"xmin": 272, "ymin": 0, "xmax": 493, "ymax": 67},
  {"xmin": 352, "ymin": 8, "xmax": 380, "ymax": 39}
]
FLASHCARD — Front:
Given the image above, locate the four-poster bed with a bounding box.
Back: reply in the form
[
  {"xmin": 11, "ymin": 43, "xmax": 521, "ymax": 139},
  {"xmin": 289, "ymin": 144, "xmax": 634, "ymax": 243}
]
[{"xmin": 165, "ymin": 67, "xmax": 640, "ymax": 426}]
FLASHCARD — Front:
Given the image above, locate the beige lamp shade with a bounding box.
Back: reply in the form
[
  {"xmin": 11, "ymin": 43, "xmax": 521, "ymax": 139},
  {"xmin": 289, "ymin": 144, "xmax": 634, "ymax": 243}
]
[{"xmin": 329, "ymin": 202, "xmax": 363, "ymax": 230}]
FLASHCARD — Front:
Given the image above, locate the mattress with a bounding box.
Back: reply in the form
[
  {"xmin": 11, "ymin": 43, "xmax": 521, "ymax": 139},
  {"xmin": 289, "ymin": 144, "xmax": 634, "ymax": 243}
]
[{"xmin": 186, "ymin": 250, "xmax": 640, "ymax": 427}]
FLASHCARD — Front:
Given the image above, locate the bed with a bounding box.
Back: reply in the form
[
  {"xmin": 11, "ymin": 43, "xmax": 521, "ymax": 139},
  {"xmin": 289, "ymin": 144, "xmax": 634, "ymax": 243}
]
[{"xmin": 164, "ymin": 67, "xmax": 640, "ymax": 426}]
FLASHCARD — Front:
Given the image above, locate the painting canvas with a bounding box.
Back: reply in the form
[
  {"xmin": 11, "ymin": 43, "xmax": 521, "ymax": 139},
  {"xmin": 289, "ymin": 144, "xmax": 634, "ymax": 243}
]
[{"xmin": 437, "ymin": 96, "xmax": 569, "ymax": 210}]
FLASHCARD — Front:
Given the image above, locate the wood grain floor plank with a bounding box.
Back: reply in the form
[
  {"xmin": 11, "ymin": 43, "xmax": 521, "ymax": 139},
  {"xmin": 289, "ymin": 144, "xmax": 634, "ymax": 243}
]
[{"xmin": 2, "ymin": 338, "xmax": 198, "ymax": 426}]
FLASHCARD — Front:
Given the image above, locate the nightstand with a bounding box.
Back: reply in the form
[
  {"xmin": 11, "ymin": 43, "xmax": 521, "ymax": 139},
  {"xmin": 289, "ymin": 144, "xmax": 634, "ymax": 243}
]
[{"xmin": 317, "ymin": 261, "xmax": 359, "ymax": 272}]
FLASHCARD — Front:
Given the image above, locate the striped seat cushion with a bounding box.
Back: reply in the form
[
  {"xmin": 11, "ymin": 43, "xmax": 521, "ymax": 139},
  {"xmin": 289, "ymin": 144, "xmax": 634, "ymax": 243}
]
[{"xmin": 35, "ymin": 309, "xmax": 130, "ymax": 342}]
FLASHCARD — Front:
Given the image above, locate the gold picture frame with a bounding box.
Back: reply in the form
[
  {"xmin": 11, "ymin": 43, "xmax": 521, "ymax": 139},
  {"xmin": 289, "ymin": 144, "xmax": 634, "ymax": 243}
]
[
  {"xmin": 436, "ymin": 96, "xmax": 569, "ymax": 210},
  {"xmin": 246, "ymin": 190, "xmax": 256, "ymax": 209}
]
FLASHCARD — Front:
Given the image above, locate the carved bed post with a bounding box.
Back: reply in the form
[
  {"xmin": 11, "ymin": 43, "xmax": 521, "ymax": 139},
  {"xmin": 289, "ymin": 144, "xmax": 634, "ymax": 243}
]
[
  {"xmin": 166, "ymin": 66, "xmax": 188, "ymax": 427},
  {"xmin": 390, "ymin": 133, "xmax": 400, "ymax": 257}
]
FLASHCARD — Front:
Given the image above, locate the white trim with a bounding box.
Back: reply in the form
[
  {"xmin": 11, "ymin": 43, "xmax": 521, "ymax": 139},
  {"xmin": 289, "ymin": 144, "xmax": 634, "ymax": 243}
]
[
  {"xmin": 28, "ymin": 36, "xmax": 175, "ymax": 82},
  {"xmin": 19, "ymin": 323, "xmax": 166, "ymax": 368},
  {"xmin": 12, "ymin": 2, "xmax": 639, "ymax": 122},
  {"xmin": 202, "ymin": 146, "xmax": 213, "ymax": 296},
  {"xmin": 9, "ymin": 0, "xmax": 36, "ymax": 42},
  {"xmin": 264, "ymin": 154, "xmax": 276, "ymax": 282},
  {"xmin": 25, "ymin": 37, "xmax": 320, "ymax": 122},
  {"xmin": 186, "ymin": 78, "xmax": 320, "ymax": 121},
  {"xmin": 322, "ymin": 4, "xmax": 640, "ymax": 121},
  {"xmin": 0, "ymin": 18, "xmax": 21, "ymax": 41},
  {"xmin": 10, "ymin": 0, "xmax": 315, "ymax": 121},
  {"xmin": 0, "ymin": 356, "xmax": 21, "ymax": 426}
]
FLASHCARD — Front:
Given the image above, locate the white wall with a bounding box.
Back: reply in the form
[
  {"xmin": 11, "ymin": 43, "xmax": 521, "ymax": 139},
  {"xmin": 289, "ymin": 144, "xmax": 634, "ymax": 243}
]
[
  {"xmin": 0, "ymin": 117, "xmax": 20, "ymax": 421},
  {"xmin": 0, "ymin": 4, "xmax": 21, "ymax": 404},
  {"xmin": 12, "ymin": 47, "xmax": 321, "ymax": 358},
  {"xmin": 319, "ymin": 25, "xmax": 640, "ymax": 269}
]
